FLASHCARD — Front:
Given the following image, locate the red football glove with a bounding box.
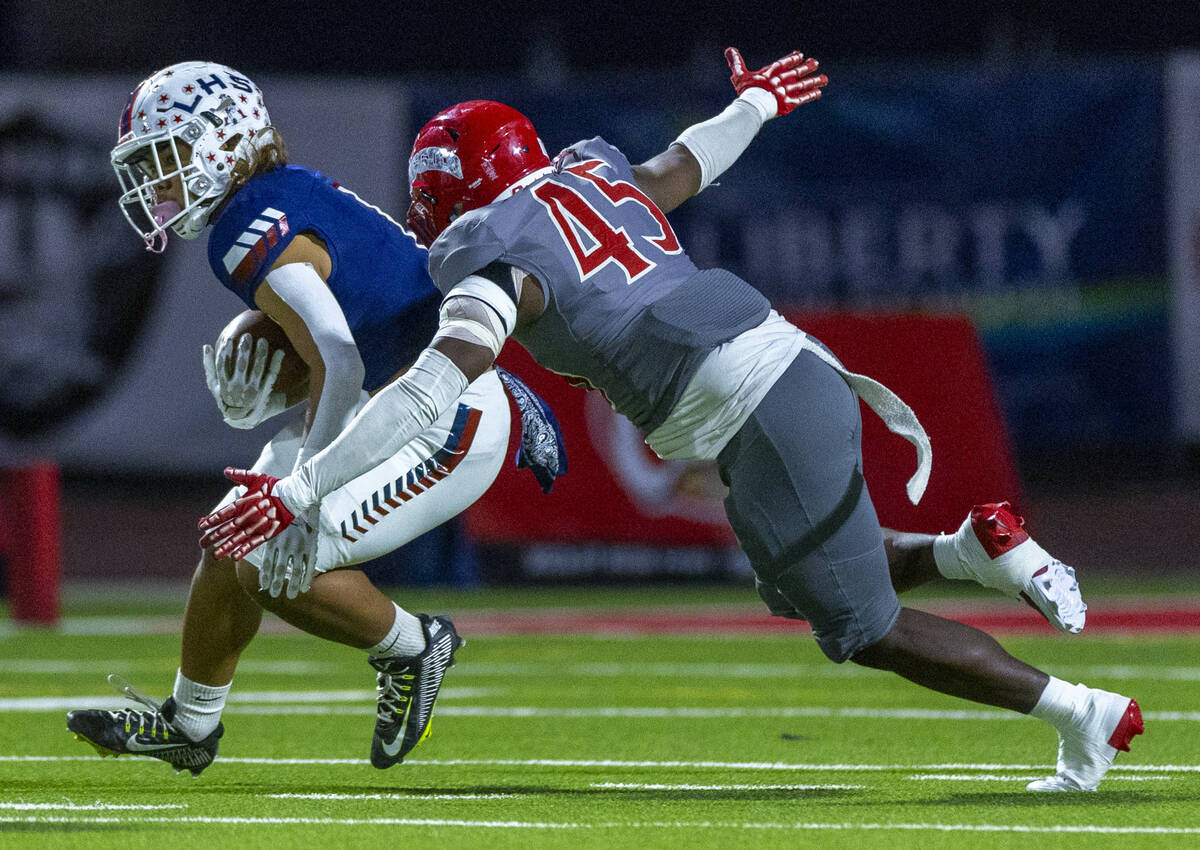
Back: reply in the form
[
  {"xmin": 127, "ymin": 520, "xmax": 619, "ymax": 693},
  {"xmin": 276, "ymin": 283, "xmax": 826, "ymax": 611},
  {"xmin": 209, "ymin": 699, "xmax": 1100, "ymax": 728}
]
[
  {"xmin": 198, "ymin": 467, "xmax": 296, "ymax": 560},
  {"xmin": 725, "ymin": 47, "xmax": 828, "ymax": 117}
]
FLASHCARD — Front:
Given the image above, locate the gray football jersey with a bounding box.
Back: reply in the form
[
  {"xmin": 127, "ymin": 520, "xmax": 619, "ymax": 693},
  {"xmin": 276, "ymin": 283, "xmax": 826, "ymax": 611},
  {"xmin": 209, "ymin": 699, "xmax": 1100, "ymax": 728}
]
[{"xmin": 428, "ymin": 137, "xmax": 769, "ymax": 432}]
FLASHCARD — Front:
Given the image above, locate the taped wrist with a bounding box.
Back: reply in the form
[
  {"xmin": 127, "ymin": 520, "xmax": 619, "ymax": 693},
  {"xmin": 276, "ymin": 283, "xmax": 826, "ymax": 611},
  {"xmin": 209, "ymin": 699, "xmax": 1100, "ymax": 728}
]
[
  {"xmin": 673, "ymin": 89, "xmax": 776, "ymax": 191},
  {"xmin": 280, "ymin": 347, "xmax": 469, "ymax": 511}
]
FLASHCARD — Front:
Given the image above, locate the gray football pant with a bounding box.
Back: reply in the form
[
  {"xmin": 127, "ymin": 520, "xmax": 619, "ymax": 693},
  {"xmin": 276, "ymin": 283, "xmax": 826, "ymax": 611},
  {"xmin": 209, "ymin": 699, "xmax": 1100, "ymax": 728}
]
[{"xmin": 717, "ymin": 347, "xmax": 902, "ymax": 663}]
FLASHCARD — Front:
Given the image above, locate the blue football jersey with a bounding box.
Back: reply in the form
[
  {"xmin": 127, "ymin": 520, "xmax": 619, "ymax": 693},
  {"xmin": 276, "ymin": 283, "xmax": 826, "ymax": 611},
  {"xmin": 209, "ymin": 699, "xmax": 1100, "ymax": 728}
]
[{"xmin": 207, "ymin": 165, "xmax": 441, "ymax": 391}]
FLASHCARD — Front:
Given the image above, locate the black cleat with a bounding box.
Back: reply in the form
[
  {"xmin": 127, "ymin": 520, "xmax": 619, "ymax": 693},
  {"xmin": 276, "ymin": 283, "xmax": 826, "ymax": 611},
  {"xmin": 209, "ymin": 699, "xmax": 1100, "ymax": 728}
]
[
  {"xmin": 66, "ymin": 675, "xmax": 222, "ymax": 777},
  {"xmin": 369, "ymin": 614, "xmax": 463, "ymax": 768}
]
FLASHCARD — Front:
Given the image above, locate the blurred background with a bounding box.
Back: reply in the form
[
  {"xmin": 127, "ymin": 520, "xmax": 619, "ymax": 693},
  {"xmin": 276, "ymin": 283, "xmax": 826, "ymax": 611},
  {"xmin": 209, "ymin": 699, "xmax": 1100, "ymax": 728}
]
[{"xmin": 2, "ymin": 1, "xmax": 1199, "ymax": 618}]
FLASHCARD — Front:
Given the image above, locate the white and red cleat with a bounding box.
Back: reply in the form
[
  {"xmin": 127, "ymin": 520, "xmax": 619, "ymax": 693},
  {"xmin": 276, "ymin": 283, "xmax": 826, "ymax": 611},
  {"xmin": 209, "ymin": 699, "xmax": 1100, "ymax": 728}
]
[
  {"xmin": 935, "ymin": 501, "xmax": 1087, "ymax": 633},
  {"xmin": 1027, "ymin": 689, "xmax": 1144, "ymax": 791}
]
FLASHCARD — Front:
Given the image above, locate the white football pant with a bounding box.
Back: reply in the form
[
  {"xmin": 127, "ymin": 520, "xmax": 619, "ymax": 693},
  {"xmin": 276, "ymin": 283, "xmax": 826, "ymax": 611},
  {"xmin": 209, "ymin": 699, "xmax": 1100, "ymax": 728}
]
[{"xmin": 215, "ymin": 369, "xmax": 509, "ymax": 574}]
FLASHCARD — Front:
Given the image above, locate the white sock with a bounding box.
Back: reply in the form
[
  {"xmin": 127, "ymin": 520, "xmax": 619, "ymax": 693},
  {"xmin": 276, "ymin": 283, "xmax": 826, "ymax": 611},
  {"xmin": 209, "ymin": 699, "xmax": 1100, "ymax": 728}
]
[
  {"xmin": 367, "ymin": 602, "xmax": 426, "ymax": 658},
  {"xmin": 932, "ymin": 531, "xmax": 971, "ymax": 581},
  {"xmin": 1029, "ymin": 676, "xmax": 1086, "ymax": 730},
  {"xmin": 171, "ymin": 670, "xmax": 231, "ymax": 742}
]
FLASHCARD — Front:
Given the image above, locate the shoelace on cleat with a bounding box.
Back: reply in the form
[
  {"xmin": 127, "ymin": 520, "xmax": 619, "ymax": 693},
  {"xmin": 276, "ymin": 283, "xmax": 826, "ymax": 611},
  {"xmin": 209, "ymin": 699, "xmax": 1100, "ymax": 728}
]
[
  {"xmin": 375, "ymin": 669, "xmax": 416, "ymax": 721},
  {"xmin": 111, "ymin": 707, "xmax": 173, "ymax": 741},
  {"xmin": 105, "ymin": 673, "xmax": 175, "ymax": 741}
]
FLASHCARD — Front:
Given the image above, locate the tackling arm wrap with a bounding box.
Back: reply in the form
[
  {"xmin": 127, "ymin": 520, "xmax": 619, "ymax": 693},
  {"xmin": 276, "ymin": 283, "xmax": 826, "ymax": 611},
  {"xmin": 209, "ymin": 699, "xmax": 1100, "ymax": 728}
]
[
  {"xmin": 431, "ymin": 274, "xmax": 518, "ymax": 359},
  {"xmin": 275, "ymin": 346, "xmax": 469, "ymax": 514},
  {"xmin": 672, "ymin": 88, "xmax": 776, "ymax": 191},
  {"xmin": 265, "ymin": 262, "xmax": 366, "ymax": 469}
]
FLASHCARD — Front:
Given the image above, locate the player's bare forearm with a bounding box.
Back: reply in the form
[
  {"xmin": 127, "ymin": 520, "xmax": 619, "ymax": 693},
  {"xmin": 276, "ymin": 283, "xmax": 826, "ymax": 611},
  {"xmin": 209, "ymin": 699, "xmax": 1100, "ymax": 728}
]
[
  {"xmin": 631, "ymin": 146, "xmax": 703, "ymax": 214},
  {"xmin": 431, "ymin": 336, "xmax": 497, "ymax": 385}
]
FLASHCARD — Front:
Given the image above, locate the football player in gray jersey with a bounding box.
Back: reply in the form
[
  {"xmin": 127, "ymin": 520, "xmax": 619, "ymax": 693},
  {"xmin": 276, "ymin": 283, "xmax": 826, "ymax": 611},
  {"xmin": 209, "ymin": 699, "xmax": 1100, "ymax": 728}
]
[{"xmin": 202, "ymin": 48, "xmax": 1140, "ymax": 791}]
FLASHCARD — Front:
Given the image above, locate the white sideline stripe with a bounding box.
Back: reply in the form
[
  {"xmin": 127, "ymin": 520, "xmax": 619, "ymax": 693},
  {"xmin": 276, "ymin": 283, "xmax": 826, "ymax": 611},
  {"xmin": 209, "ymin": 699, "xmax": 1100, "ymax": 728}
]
[
  {"xmin": 908, "ymin": 774, "xmax": 1173, "ymax": 782},
  {"xmin": 457, "ymin": 661, "xmax": 1200, "ymax": 683},
  {"xmin": 0, "ymin": 660, "xmax": 342, "ymax": 675},
  {"xmin": 0, "ymin": 802, "xmax": 187, "ymax": 810},
  {"xmin": 0, "ymin": 688, "xmax": 492, "ymax": 711},
  {"xmin": 0, "ymin": 815, "xmax": 1197, "ymax": 834},
  {"xmin": 430, "ymin": 707, "xmax": 1200, "ymax": 722},
  {"xmin": 590, "ymin": 782, "xmax": 865, "ymax": 791},
  {"xmin": 7, "ymin": 755, "xmax": 1200, "ymax": 773},
  {"xmin": 14, "ymin": 698, "xmax": 1198, "ymax": 721},
  {"xmin": 56, "ymin": 617, "xmax": 185, "ymax": 635},
  {"xmin": 9, "ymin": 657, "xmax": 1200, "ymax": 682},
  {"xmin": 267, "ymin": 793, "xmax": 519, "ymax": 801},
  {"xmin": 22, "ymin": 614, "xmax": 1200, "ymax": 646}
]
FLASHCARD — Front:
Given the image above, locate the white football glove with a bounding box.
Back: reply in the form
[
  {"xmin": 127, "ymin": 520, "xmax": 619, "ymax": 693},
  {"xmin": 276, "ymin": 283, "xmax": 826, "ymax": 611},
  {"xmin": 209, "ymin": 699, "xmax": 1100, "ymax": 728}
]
[
  {"xmin": 257, "ymin": 509, "xmax": 320, "ymax": 599},
  {"xmin": 202, "ymin": 332, "xmax": 287, "ymax": 430}
]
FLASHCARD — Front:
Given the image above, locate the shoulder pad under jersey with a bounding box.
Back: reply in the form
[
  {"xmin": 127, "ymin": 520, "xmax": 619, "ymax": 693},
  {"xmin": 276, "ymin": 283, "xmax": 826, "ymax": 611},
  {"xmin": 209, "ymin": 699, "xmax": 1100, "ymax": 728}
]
[
  {"xmin": 426, "ymin": 212, "xmax": 507, "ymax": 294},
  {"xmin": 554, "ymin": 137, "xmax": 635, "ymax": 181}
]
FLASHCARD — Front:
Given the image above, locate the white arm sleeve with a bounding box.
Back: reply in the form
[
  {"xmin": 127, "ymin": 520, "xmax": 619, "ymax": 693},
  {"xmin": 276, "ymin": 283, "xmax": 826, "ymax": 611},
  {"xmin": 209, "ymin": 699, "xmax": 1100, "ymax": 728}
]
[
  {"xmin": 672, "ymin": 88, "xmax": 777, "ymax": 191},
  {"xmin": 265, "ymin": 262, "xmax": 366, "ymax": 469},
  {"xmin": 275, "ymin": 346, "xmax": 468, "ymax": 514}
]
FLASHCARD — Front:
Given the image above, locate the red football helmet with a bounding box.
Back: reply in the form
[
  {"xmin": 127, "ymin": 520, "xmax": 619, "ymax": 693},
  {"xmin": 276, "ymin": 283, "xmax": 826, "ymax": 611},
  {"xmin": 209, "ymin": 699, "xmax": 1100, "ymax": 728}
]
[{"xmin": 407, "ymin": 100, "xmax": 551, "ymax": 247}]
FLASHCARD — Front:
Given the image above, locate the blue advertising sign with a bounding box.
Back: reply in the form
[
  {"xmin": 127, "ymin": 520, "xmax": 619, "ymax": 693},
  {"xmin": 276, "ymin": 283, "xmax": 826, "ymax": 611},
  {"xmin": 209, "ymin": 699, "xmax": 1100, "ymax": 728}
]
[{"xmin": 409, "ymin": 60, "xmax": 1169, "ymax": 457}]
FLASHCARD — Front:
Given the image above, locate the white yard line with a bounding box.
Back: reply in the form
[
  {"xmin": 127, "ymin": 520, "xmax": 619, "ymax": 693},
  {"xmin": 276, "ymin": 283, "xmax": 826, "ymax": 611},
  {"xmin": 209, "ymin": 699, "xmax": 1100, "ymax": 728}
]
[
  {"xmin": 907, "ymin": 774, "xmax": 1173, "ymax": 782},
  {"xmin": 589, "ymin": 782, "xmax": 865, "ymax": 790},
  {"xmin": 5, "ymin": 755, "xmax": 1199, "ymax": 773},
  {"xmin": 266, "ymin": 793, "xmax": 518, "ymax": 800},
  {"xmin": 0, "ymin": 802, "xmax": 187, "ymax": 810},
  {"xmin": 11, "ymin": 657, "xmax": 1200, "ymax": 681},
  {"xmin": 0, "ymin": 688, "xmax": 492, "ymax": 711},
  {"xmin": 454, "ymin": 661, "xmax": 1200, "ymax": 682},
  {"xmin": 7, "ymin": 695, "xmax": 1196, "ymax": 722},
  {"xmin": 0, "ymin": 815, "xmax": 1196, "ymax": 834},
  {"xmin": 0, "ymin": 660, "xmax": 343, "ymax": 675}
]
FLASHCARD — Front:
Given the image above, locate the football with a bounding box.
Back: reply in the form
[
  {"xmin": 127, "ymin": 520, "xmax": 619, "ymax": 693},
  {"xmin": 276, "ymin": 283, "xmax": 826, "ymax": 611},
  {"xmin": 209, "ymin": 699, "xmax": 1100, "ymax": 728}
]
[{"xmin": 215, "ymin": 309, "xmax": 310, "ymax": 404}]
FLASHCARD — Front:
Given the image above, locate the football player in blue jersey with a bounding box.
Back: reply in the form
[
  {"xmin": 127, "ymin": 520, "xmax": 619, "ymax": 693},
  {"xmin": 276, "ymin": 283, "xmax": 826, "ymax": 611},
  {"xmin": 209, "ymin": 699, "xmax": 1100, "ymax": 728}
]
[
  {"xmin": 67, "ymin": 60, "xmax": 564, "ymax": 775},
  {"xmin": 203, "ymin": 48, "xmax": 1142, "ymax": 792}
]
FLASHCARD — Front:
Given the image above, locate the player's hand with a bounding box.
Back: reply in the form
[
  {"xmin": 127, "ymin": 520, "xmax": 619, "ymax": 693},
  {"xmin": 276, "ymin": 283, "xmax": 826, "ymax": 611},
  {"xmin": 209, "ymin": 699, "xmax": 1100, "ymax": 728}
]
[
  {"xmin": 258, "ymin": 513, "xmax": 319, "ymax": 599},
  {"xmin": 202, "ymin": 332, "xmax": 287, "ymax": 430},
  {"xmin": 198, "ymin": 468, "xmax": 297, "ymax": 560},
  {"xmin": 725, "ymin": 47, "xmax": 828, "ymax": 118}
]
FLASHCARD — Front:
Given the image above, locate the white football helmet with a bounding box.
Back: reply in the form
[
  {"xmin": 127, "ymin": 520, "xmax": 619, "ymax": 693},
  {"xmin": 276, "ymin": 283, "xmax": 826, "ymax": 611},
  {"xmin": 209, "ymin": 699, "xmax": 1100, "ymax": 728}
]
[{"xmin": 111, "ymin": 61, "xmax": 272, "ymax": 252}]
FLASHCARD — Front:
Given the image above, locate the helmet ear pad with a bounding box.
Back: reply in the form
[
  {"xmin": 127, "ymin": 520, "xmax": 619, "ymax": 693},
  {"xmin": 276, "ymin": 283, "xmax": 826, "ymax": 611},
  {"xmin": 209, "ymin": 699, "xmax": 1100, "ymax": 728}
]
[{"xmin": 407, "ymin": 100, "xmax": 550, "ymax": 246}]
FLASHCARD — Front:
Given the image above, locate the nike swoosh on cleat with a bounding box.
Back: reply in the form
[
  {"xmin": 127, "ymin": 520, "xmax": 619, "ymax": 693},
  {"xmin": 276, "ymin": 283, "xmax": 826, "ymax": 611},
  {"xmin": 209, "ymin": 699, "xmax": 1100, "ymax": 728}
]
[
  {"xmin": 381, "ymin": 713, "xmax": 411, "ymax": 758},
  {"xmin": 123, "ymin": 735, "xmax": 181, "ymax": 753}
]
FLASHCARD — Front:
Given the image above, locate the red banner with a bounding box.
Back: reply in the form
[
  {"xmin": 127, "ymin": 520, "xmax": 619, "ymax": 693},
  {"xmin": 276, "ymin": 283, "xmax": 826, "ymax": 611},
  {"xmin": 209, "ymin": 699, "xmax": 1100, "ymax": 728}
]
[{"xmin": 466, "ymin": 311, "xmax": 1021, "ymax": 543}]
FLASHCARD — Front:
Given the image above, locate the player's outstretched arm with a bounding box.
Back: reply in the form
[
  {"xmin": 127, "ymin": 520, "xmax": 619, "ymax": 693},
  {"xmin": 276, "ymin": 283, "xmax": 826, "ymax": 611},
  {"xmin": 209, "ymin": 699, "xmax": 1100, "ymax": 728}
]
[
  {"xmin": 198, "ymin": 340, "xmax": 473, "ymax": 560},
  {"xmin": 632, "ymin": 47, "xmax": 827, "ymax": 214},
  {"xmin": 197, "ymin": 268, "xmax": 541, "ymax": 563}
]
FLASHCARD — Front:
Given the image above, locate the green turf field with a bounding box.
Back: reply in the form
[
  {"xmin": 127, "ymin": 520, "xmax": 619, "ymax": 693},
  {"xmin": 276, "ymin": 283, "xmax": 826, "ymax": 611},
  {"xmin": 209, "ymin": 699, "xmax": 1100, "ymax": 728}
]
[{"xmin": 1, "ymin": 584, "xmax": 1198, "ymax": 848}]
